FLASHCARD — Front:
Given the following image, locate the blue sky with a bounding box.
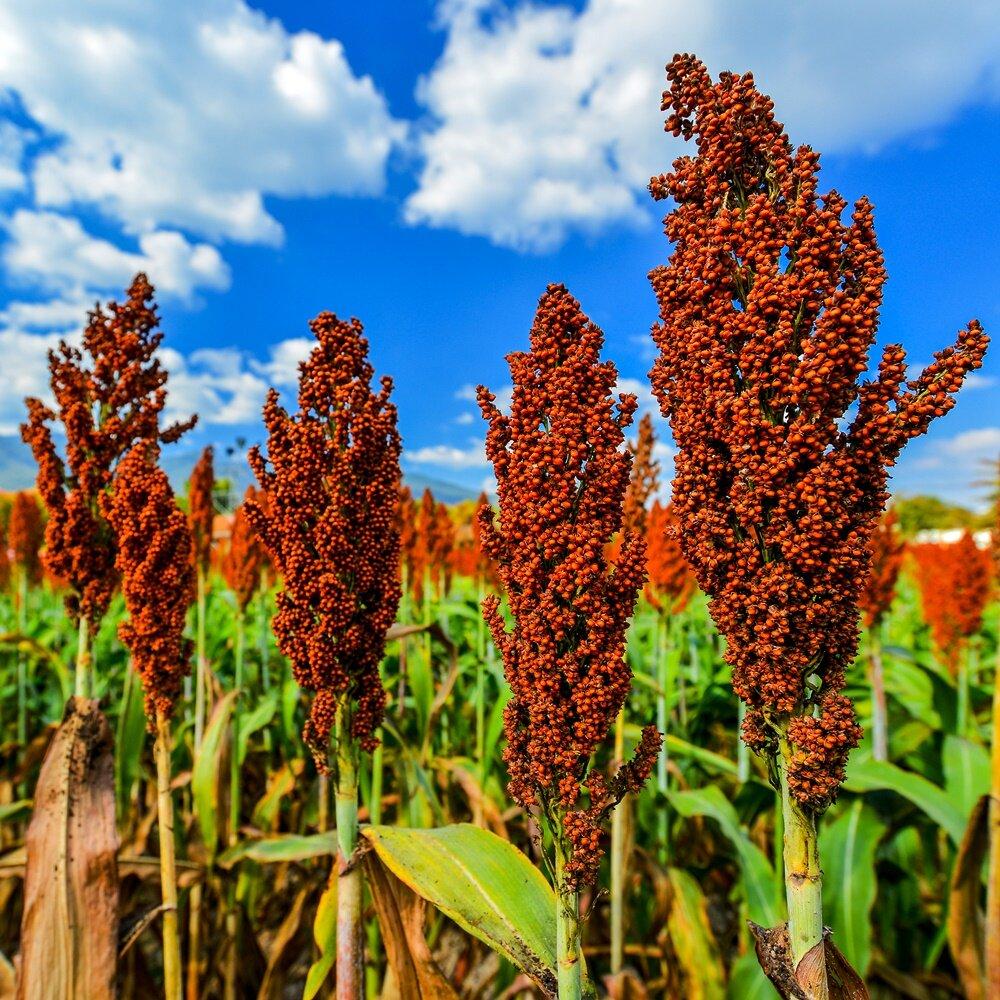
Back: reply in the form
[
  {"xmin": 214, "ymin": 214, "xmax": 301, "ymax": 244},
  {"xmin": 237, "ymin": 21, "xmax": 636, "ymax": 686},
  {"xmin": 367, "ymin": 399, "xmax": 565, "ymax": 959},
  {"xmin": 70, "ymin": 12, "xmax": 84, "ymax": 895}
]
[{"xmin": 0, "ymin": 0, "xmax": 997, "ymax": 505}]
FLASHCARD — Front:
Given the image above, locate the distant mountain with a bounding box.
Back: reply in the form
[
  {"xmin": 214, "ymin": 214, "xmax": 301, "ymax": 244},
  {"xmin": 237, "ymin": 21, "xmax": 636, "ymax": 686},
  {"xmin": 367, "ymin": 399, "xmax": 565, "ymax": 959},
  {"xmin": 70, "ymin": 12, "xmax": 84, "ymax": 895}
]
[{"xmin": 0, "ymin": 434, "xmax": 478, "ymax": 505}]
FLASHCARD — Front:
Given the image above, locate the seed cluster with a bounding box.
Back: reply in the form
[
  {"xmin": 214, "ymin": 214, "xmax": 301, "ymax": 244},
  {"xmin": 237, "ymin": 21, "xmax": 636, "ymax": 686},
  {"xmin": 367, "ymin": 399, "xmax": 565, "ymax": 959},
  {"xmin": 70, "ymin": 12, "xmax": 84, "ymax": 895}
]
[
  {"xmin": 478, "ymin": 284, "xmax": 660, "ymax": 888},
  {"xmin": 247, "ymin": 312, "xmax": 402, "ymax": 767},
  {"xmin": 859, "ymin": 511, "xmax": 905, "ymax": 629},
  {"xmin": 912, "ymin": 535, "xmax": 992, "ymax": 673},
  {"xmin": 222, "ymin": 487, "xmax": 266, "ymax": 613},
  {"xmin": 410, "ymin": 489, "xmax": 455, "ymax": 600},
  {"xmin": 644, "ymin": 502, "xmax": 696, "ymax": 614},
  {"xmin": 188, "ymin": 447, "xmax": 215, "ymax": 575},
  {"xmin": 20, "ymin": 274, "xmax": 195, "ymax": 627},
  {"xmin": 8, "ymin": 492, "xmax": 45, "ymax": 586},
  {"xmin": 622, "ymin": 414, "xmax": 660, "ymax": 535},
  {"xmin": 647, "ymin": 55, "xmax": 988, "ymax": 810},
  {"xmin": 103, "ymin": 444, "xmax": 195, "ymax": 722},
  {"xmin": 449, "ymin": 493, "xmax": 498, "ymax": 587}
]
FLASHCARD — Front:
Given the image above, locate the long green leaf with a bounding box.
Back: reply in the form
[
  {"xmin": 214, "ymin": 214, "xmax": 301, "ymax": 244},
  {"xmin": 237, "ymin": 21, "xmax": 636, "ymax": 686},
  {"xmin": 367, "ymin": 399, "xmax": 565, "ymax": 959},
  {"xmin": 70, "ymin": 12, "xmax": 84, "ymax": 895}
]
[
  {"xmin": 844, "ymin": 758, "xmax": 965, "ymax": 844},
  {"xmin": 819, "ymin": 799, "xmax": 884, "ymax": 975},
  {"xmin": 727, "ymin": 952, "xmax": 778, "ymax": 1000},
  {"xmin": 217, "ymin": 832, "xmax": 338, "ymax": 869},
  {"xmin": 363, "ymin": 823, "xmax": 558, "ymax": 993},
  {"xmin": 667, "ymin": 867, "xmax": 726, "ymax": 999},
  {"xmin": 668, "ymin": 787, "xmax": 779, "ymax": 926},
  {"xmin": 304, "ymin": 875, "xmax": 337, "ymax": 1000},
  {"xmin": 942, "ymin": 736, "xmax": 990, "ymax": 823},
  {"xmin": 191, "ymin": 690, "xmax": 237, "ymax": 861}
]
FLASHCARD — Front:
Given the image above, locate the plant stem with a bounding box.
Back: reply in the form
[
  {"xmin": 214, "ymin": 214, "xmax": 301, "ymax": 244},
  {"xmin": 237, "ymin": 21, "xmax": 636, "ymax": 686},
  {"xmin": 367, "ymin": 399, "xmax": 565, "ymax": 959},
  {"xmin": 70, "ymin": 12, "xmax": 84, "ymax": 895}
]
[
  {"xmin": 656, "ymin": 614, "xmax": 670, "ymax": 864},
  {"xmin": 777, "ymin": 737, "xmax": 825, "ymax": 978},
  {"xmin": 16, "ymin": 569, "xmax": 27, "ymax": 757},
  {"xmin": 74, "ymin": 615, "xmax": 90, "ymax": 699},
  {"xmin": 986, "ymin": 640, "xmax": 1000, "ymax": 994},
  {"xmin": 336, "ymin": 704, "xmax": 363, "ymax": 1000},
  {"xmin": 957, "ymin": 643, "xmax": 970, "ymax": 737},
  {"xmin": 230, "ymin": 612, "xmax": 244, "ymax": 844},
  {"xmin": 257, "ymin": 579, "xmax": 270, "ymax": 693},
  {"xmin": 868, "ymin": 625, "xmax": 888, "ymax": 761},
  {"xmin": 194, "ymin": 567, "xmax": 208, "ymax": 751},
  {"xmin": 155, "ymin": 708, "xmax": 182, "ymax": 1000},
  {"xmin": 737, "ymin": 700, "xmax": 750, "ymax": 781},
  {"xmin": 610, "ymin": 708, "xmax": 626, "ymax": 976},
  {"xmin": 555, "ymin": 837, "xmax": 583, "ymax": 1000}
]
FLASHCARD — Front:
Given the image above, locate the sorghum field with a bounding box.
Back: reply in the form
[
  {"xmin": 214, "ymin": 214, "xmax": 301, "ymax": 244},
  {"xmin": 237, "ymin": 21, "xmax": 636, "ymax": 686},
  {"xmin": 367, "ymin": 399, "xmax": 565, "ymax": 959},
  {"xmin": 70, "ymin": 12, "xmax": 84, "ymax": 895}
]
[{"xmin": 0, "ymin": 54, "xmax": 996, "ymax": 1000}]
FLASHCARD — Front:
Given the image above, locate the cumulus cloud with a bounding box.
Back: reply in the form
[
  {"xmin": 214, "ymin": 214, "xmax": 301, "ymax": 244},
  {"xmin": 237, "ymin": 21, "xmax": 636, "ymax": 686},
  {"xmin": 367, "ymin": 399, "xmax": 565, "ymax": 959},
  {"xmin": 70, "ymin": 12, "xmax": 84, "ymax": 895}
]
[
  {"xmin": 2, "ymin": 210, "xmax": 230, "ymax": 302},
  {"xmin": 895, "ymin": 424, "xmax": 1000, "ymax": 507},
  {"xmin": 405, "ymin": 440, "xmax": 489, "ymax": 469},
  {"xmin": 0, "ymin": 0, "xmax": 405, "ymax": 245},
  {"xmin": 407, "ymin": 0, "xmax": 1000, "ymax": 250},
  {"xmin": 0, "ymin": 121, "xmax": 32, "ymax": 192}
]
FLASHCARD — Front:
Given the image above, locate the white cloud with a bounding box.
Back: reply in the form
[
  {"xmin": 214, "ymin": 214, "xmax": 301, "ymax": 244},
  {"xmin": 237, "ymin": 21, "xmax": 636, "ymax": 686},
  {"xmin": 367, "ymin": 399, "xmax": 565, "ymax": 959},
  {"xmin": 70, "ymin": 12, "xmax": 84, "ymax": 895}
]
[
  {"xmin": 405, "ymin": 440, "xmax": 489, "ymax": 469},
  {"xmin": 0, "ymin": 0, "xmax": 405, "ymax": 245},
  {"xmin": 454, "ymin": 412, "xmax": 475, "ymax": 425},
  {"xmin": 0, "ymin": 121, "xmax": 31, "ymax": 192},
  {"xmin": 0, "ymin": 324, "xmax": 74, "ymax": 433},
  {"xmin": 895, "ymin": 424, "xmax": 999, "ymax": 507},
  {"xmin": 2, "ymin": 209, "xmax": 230, "ymax": 302},
  {"xmin": 408, "ymin": 0, "xmax": 1000, "ymax": 250},
  {"xmin": 249, "ymin": 337, "xmax": 314, "ymax": 389}
]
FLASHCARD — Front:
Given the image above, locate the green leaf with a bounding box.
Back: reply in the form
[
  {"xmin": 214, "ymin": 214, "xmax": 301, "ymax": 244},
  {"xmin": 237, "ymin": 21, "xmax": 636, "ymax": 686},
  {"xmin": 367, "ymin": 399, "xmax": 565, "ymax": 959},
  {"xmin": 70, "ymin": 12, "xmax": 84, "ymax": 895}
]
[
  {"xmin": 820, "ymin": 799, "xmax": 884, "ymax": 975},
  {"xmin": 114, "ymin": 664, "xmax": 146, "ymax": 817},
  {"xmin": 668, "ymin": 787, "xmax": 779, "ymax": 926},
  {"xmin": 0, "ymin": 801, "xmax": 32, "ymax": 823},
  {"xmin": 303, "ymin": 874, "xmax": 337, "ymax": 1000},
  {"xmin": 666, "ymin": 868, "xmax": 726, "ymax": 999},
  {"xmin": 942, "ymin": 736, "xmax": 990, "ymax": 823},
  {"xmin": 237, "ymin": 691, "xmax": 278, "ymax": 766},
  {"xmin": 363, "ymin": 823, "xmax": 558, "ymax": 993},
  {"xmin": 191, "ymin": 690, "xmax": 237, "ymax": 861},
  {"xmin": 217, "ymin": 832, "xmax": 338, "ymax": 869},
  {"xmin": 844, "ymin": 758, "xmax": 965, "ymax": 844}
]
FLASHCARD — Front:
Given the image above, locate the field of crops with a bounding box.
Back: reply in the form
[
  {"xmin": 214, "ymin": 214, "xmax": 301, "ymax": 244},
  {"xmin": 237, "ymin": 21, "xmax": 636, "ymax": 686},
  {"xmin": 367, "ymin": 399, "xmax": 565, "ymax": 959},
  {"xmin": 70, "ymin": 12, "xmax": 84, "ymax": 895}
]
[{"xmin": 0, "ymin": 50, "xmax": 997, "ymax": 1000}]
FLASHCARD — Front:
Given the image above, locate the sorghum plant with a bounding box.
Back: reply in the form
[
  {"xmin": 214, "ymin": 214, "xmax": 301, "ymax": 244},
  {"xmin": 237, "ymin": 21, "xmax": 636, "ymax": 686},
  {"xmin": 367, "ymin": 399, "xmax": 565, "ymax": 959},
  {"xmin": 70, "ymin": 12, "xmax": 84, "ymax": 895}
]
[
  {"xmin": 622, "ymin": 413, "xmax": 659, "ymax": 535},
  {"xmin": 478, "ymin": 283, "xmax": 661, "ymax": 999},
  {"xmin": 188, "ymin": 445, "xmax": 215, "ymax": 752},
  {"xmin": 9, "ymin": 491, "xmax": 44, "ymax": 752},
  {"xmin": 860, "ymin": 511, "xmax": 906, "ymax": 759},
  {"xmin": 21, "ymin": 273, "xmax": 195, "ymax": 696},
  {"xmin": 103, "ymin": 442, "xmax": 195, "ymax": 1000},
  {"xmin": 912, "ymin": 534, "xmax": 992, "ymax": 735},
  {"xmin": 647, "ymin": 53, "xmax": 988, "ymax": 993},
  {"xmin": 246, "ymin": 311, "xmax": 401, "ymax": 1000}
]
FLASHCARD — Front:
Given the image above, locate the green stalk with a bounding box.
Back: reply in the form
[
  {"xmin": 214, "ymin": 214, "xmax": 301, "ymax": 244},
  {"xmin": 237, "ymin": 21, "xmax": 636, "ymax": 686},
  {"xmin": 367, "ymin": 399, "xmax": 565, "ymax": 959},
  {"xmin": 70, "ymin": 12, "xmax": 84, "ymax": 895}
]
[
  {"xmin": 194, "ymin": 567, "xmax": 208, "ymax": 750},
  {"xmin": 610, "ymin": 709, "xmax": 626, "ymax": 975},
  {"xmin": 986, "ymin": 638, "xmax": 1000, "ymax": 994},
  {"xmin": 777, "ymin": 736, "xmax": 825, "ymax": 976},
  {"xmin": 957, "ymin": 644, "xmax": 970, "ymax": 737},
  {"xmin": 335, "ymin": 704, "xmax": 363, "ymax": 1000},
  {"xmin": 74, "ymin": 615, "xmax": 90, "ymax": 700},
  {"xmin": 229, "ymin": 612, "xmax": 245, "ymax": 843},
  {"xmin": 366, "ymin": 734, "xmax": 384, "ymax": 998},
  {"xmin": 737, "ymin": 700, "xmax": 750, "ymax": 782},
  {"xmin": 154, "ymin": 709, "xmax": 182, "ymax": 1000},
  {"xmin": 16, "ymin": 568, "xmax": 27, "ymax": 756},
  {"xmin": 868, "ymin": 624, "xmax": 888, "ymax": 761},
  {"xmin": 655, "ymin": 614, "xmax": 670, "ymax": 864},
  {"xmin": 257, "ymin": 579, "xmax": 270, "ymax": 693},
  {"xmin": 555, "ymin": 835, "xmax": 583, "ymax": 1000}
]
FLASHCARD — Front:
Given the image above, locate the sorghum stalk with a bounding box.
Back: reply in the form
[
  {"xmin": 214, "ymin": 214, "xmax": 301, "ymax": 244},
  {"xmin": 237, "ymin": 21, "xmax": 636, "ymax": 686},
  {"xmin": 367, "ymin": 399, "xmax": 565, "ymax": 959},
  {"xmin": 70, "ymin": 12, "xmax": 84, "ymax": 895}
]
[
  {"xmin": 194, "ymin": 568, "xmax": 207, "ymax": 749},
  {"xmin": 987, "ymin": 639, "xmax": 1000, "ymax": 994},
  {"xmin": 868, "ymin": 627, "xmax": 888, "ymax": 761},
  {"xmin": 610, "ymin": 710, "xmax": 626, "ymax": 975},
  {"xmin": 246, "ymin": 311, "xmax": 402, "ymax": 1000},
  {"xmin": 479, "ymin": 285, "xmax": 661, "ymax": 994},
  {"xmin": 647, "ymin": 54, "xmax": 987, "ymax": 992},
  {"xmin": 335, "ymin": 702, "xmax": 363, "ymax": 1000},
  {"xmin": 102, "ymin": 443, "xmax": 195, "ymax": 1000},
  {"xmin": 154, "ymin": 708, "xmax": 182, "ymax": 1000},
  {"xmin": 16, "ymin": 566, "xmax": 27, "ymax": 754},
  {"xmin": 75, "ymin": 616, "xmax": 90, "ymax": 700},
  {"xmin": 777, "ymin": 736, "xmax": 823, "ymax": 966},
  {"xmin": 21, "ymin": 275, "xmax": 195, "ymax": 700},
  {"xmin": 555, "ymin": 832, "xmax": 583, "ymax": 1000}
]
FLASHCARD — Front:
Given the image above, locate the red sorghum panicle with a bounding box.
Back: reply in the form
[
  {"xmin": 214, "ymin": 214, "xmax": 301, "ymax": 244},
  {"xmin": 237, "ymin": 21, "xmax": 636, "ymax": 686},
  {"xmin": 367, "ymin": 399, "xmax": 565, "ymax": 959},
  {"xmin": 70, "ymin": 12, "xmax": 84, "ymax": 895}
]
[
  {"xmin": 859, "ymin": 510, "xmax": 905, "ymax": 629},
  {"xmin": 9, "ymin": 492, "xmax": 45, "ymax": 586},
  {"xmin": 644, "ymin": 501, "xmax": 695, "ymax": 614},
  {"xmin": 623, "ymin": 413, "xmax": 660, "ymax": 535},
  {"xmin": 912, "ymin": 535, "xmax": 992, "ymax": 673},
  {"xmin": 478, "ymin": 284, "xmax": 661, "ymax": 888},
  {"xmin": 188, "ymin": 447, "xmax": 215, "ymax": 575},
  {"xmin": 222, "ymin": 487, "xmax": 265, "ymax": 614},
  {"xmin": 410, "ymin": 489, "xmax": 454, "ymax": 600},
  {"xmin": 647, "ymin": 55, "xmax": 988, "ymax": 811},
  {"xmin": 246, "ymin": 312, "xmax": 402, "ymax": 767},
  {"xmin": 20, "ymin": 274, "xmax": 195, "ymax": 626},
  {"xmin": 102, "ymin": 444, "xmax": 195, "ymax": 722}
]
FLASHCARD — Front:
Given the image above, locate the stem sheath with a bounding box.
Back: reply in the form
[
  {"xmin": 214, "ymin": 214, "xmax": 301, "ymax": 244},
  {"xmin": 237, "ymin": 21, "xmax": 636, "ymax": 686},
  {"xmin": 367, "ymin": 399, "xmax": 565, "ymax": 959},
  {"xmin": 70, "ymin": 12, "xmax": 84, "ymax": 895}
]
[
  {"xmin": 336, "ymin": 705, "xmax": 363, "ymax": 1000},
  {"xmin": 555, "ymin": 837, "xmax": 583, "ymax": 1000},
  {"xmin": 155, "ymin": 709, "xmax": 182, "ymax": 1000}
]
